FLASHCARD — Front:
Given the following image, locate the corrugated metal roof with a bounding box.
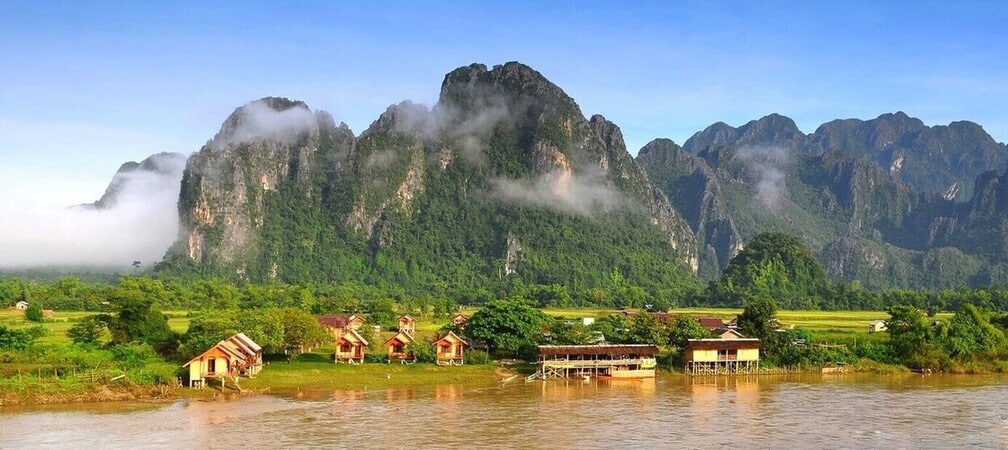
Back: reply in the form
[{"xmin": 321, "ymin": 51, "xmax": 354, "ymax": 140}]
[
  {"xmin": 537, "ymin": 344, "xmax": 659, "ymax": 356},
  {"xmin": 685, "ymin": 338, "xmax": 761, "ymax": 351},
  {"xmin": 698, "ymin": 317, "xmax": 726, "ymax": 330},
  {"xmin": 232, "ymin": 332, "xmax": 262, "ymax": 352}
]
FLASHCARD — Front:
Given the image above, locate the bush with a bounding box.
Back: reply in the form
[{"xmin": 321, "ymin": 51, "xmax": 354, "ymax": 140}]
[
  {"xmin": 0, "ymin": 325, "xmax": 36, "ymax": 350},
  {"xmin": 24, "ymin": 303, "xmax": 44, "ymax": 322},
  {"xmin": 410, "ymin": 343, "xmax": 436, "ymax": 363},
  {"xmin": 110, "ymin": 344, "xmax": 161, "ymax": 369},
  {"xmin": 464, "ymin": 348, "xmax": 490, "ymax": 365},
  {"xmin": 68, "ymin": 316, "xmax": 107, "ymax": 345}
]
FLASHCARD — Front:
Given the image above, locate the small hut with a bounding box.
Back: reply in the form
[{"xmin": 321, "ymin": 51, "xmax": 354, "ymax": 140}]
[
  {"xmin": 433, "ymin": 331, "xmax": 469, "ymax": 365},
  {"xmin": 183, "ymin": 333, "xmax": 263, "ymax": 388},
  {"xmin": 13, "ymin": 300, "xmax": 28, "ymax": 310},
  {"xmin": 384, "ymin": 331, "xmax": 415, "ymax": 363},
  {"xmin": 867, "ymin": 320, "xmax": 887, "ymax": 334},
  {"xmin": 397, "ymin": 314, "xmax": 416, "ymax": 335},
  {"xmin": 334, "ymin": 328, "xmax": 368, "ymax": 364},
  {"xmin": 450, "ymin": 313, "xmax": 469, "ymax": 329}
]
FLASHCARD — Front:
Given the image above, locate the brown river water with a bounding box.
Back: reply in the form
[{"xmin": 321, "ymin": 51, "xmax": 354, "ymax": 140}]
[{"xmin": 1, "ymin": 373, "xmax": 1006, "ymax": 449}]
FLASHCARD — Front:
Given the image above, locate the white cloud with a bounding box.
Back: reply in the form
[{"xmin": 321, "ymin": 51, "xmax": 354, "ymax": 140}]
[{"xmin": 0, "ymin": 154, "xmax": 185, "ymax": 270}]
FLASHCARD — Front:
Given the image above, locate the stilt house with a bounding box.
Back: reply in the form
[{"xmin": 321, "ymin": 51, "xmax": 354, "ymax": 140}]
[
  {"xmin": 334, "ymin": 328, "xmax": 368, "ymax": 363},
  {"xmin": 684, "ymin": 338, "xmax": 761, "ymax": 375},
  {"xmin": 397, "ymin": 314, "xmax": 416, "ymax": 335},
  {"xmin": 384, "ymin": 331, "xmax": 415, "ymax": 363},
  {"xmin": 433, "ymin": 331, "xmax": 468, "ymax": 365}
]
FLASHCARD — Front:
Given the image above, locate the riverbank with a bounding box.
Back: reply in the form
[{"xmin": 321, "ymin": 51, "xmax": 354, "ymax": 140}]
[{"xmin": 0, "ymin": 359, "xmax": 512, "ymax": 407}]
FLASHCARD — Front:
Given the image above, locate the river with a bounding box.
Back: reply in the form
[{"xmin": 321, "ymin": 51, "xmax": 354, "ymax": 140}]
[{"xmin": 1, "ymin": 374, "xmax": 1006, "ymax": 449}]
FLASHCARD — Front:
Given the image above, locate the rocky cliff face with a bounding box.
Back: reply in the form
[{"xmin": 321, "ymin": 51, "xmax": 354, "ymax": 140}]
[
  {"xmin": 171, "ymin": 97, "xmax": 354, "ymax": 273},
  {"xmin": 641, "ymin": 111, "xmax": 1008, "ymax": 288},
  {"xmin": 161, "ymin": 63, "xmax": 698, "ymax": 291},
  {"xmin": 83, "ymin": 152, "xmax": 187, "ymax": 210},
  {"xmin": 636, "ymin": 138, "xmax": 742, "ymax": 279}
]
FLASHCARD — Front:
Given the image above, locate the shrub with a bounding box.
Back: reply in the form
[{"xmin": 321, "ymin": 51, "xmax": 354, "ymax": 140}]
[
  {"xmin": 464, "ymin": 348, "xmax": 490, "ymax": 365},
  {"xmin": 24, "ymin": 303, "xmax": 44, "ymax": 322},
  {"xmin": 68, "ymin": 316, "xmax": 108, "ymax": 345},
  {"xmin": 0, "ymin": 325, "xmax": 36, "ymax": 350},
  {"xmin": 410, "ymin": 343, "xmax": 436, "ymax": 363}
]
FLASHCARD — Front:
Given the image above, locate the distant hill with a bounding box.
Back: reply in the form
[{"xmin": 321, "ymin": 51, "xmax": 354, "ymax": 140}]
[{"xmin": 639, "ymin": 113, "xmax": 1008, "ymax": 289}]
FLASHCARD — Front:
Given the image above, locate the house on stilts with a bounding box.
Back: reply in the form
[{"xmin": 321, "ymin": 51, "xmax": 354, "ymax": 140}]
[
  {"xmin": 384, "ymin": 331, "xmax": 416, "ymax": 363},
  {"xmin": 334, "ymin": 328, "xmax": 369, "ymax": 364},
  {"xmin": 433, "ymin": 331, "xmax": 468, "ymax": 365},
  {"xmin": 530, "ymin": 344, "xmax": 658, "ymax": 380},
  {"xmin": 684, "ymin": 338, "xmax": 761, "ymax": 375}
]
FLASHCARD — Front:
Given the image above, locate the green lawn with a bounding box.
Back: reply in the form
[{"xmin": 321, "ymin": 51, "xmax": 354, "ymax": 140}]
[{"xmin": 241, "ymin": 351, "xmax": 500, "ymax": 392}]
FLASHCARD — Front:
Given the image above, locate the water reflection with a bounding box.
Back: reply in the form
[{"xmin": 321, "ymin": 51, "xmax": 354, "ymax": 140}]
[{"xmin": 0, "ymin": 374, "xmax": 1004, "ymax": 449}]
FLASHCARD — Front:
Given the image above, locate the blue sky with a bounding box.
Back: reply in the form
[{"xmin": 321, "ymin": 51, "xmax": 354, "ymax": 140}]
[{"xmin": 1, "ymin": 1, "xmax": 1006, "ymax": 207}]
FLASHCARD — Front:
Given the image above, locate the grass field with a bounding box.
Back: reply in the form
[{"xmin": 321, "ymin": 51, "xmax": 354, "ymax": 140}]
[
  {"xmin": 0, "ymin": 309, "xmax": 190, "ymax": 345},
  {"xmin": 240, "ymin": 351, "xmax": 501, "ymax": 393},
  {"xmin": 4, "ymin": 305, "xmax": 945, "ymax": 347}
]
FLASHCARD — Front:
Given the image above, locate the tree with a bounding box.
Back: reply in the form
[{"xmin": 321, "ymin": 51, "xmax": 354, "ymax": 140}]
[
  {"xmin": 0, "ymin": 325, "xmax": 36, "ymax": 350},
  {"xmin": 736, "ymin": 297, "xmax": 784, "ymax": 355},
  {"xmin": 715, "ymin": 233, "xmax": 830, "ymax": 308},
  {"xmin": 179, "ymin": 313, "xmax": 239, "ymax": 358},
  {"xmin": 278, "ymin": 308, "xmax": 328, "ymax": 357},
  {"xmin": 592, "ymin": 314, "xmax": 632, "ymax": 344},
  {"xmin": 629, "ymin": 311, "xmax": 665, "ymax": 345},
  {"xmin": 67, "ymin": 315, "xmax": 109, "ymax": 346},
  {"xmin": 886, "ymin": 305, "xmax": 948, "ymax": 369},
  {"xmin": 943, "ymin": 304, "xmax": 1008, "ymax": 357},
  {"xmin": 24, "ymin": 302, "xmax": 44, "ymax": 322},
  {"xmin": 551, "ymin": 320, "xmax": 596, "ymax": 345},
  {"xmin": 107, "ymin": 288, "xmax": 177, "ymax": 354},
  {"xmin": 667, "ymin": 315, "xmax": 712, "ymax": 349},
  {"xmin": 466, "ymin": 297, "xmax": 548, "ymax": 358},
  {"xmin": 367, "ymin": 298, "xmax": 398, "ymax": 329},
  {"xmin": 737, "ymin": 297, "xmax": 778, "ymax": 340}
]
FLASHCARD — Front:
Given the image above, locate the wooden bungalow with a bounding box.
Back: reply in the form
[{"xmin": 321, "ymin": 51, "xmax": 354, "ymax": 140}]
[
  {"xmin": 530, "ymin": 344, "xmax": 659, "ymax": 380},
  {"xmin": 450, "ymin": 313, "xmax": 469, "ymax": 330},
  {"xmin": 384, "ymin": 331, "xmax": 415, "ymax": 363},
  {"xmin": 867, "ymin": 320, "xmax": 888, "ymax": 334},
  {"xmin": 397, "ymin": 314, "xmax": 416, "ymax": 335},
  {"xmin": 684, "ymin": 338, "xmax": 761, "ymax": 375},
  {"xmin": 433, "ymin": 331, "xmax": 469, "ymax": 366},
  {"xmin": 318, "ymin": 314, "xmax": 366, "ymax": 338},
  {"xmin": 183, "ymin": 333, "xmax": 263, "ymax": 388},
  {"xmin": 334, "ymin": 328, "xmax": 369, "ymax": 363}
]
